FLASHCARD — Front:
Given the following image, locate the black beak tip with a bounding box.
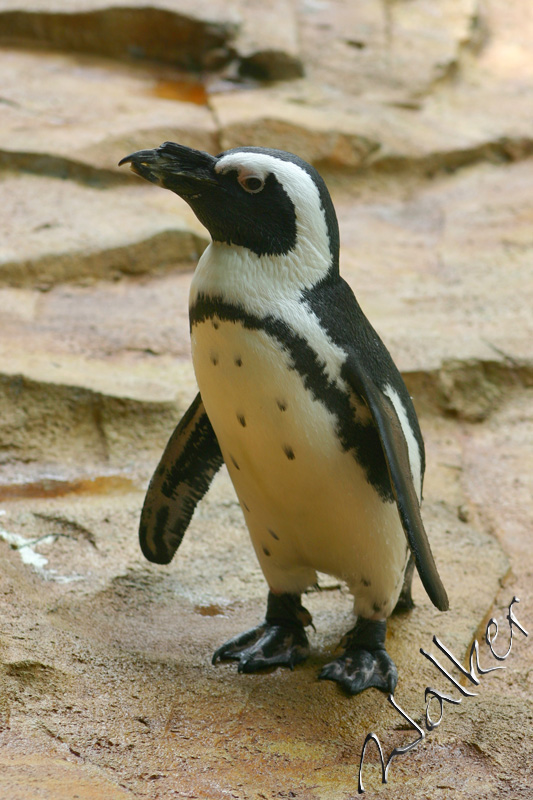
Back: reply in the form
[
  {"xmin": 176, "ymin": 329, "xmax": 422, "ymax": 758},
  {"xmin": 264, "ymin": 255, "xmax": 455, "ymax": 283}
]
[
  {"xmin": 118, "ymin": 150, "xmax": 161, "ymax": 184},
  {"xmin": 118, "ymin": 149, "xmax": 154, "ymax": 168},
  {"xmin": 117, "ymin": 142, "xmax": 217, "ymax": 189}
]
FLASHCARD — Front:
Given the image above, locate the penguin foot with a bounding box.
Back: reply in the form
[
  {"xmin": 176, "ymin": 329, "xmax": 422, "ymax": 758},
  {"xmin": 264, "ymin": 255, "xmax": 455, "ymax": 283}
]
[
  {"xmin": 392, "ymin": 593, "xmax": 415, "ymax": 614},
  {"xmin": 212, "ymin": 622, "xmax": 309, "ymax": 672},
  {"xmin": 212, "ymin": 591, "xmax": 312, "ymax": 673},
  {"xmin": 319, "ymin": 618, "xmax": 398, "ymax": 695},
  {"xmin": 319, "ymin": 648, "xmax": 398, "ymax": 694}
]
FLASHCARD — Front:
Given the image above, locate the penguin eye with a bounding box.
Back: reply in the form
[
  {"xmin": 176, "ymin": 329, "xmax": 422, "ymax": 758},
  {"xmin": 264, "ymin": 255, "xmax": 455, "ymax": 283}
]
[{"xmin": 239, "ymin": 174, "xmax": 265, "ymax": 194}]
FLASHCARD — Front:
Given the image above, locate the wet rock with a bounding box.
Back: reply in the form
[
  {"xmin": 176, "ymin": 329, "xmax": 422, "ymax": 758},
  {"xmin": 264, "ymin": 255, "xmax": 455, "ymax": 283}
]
[
  {"xmin": 461, "ymin": 391, "xmax": 533, "ymax": 585},
  {"xmin": 212, "ymin": 82, "xmax": 533, "ymax": 172},
  {"xmin": 0, "ymin": 416, "xmax": 515, "ymax": 798},
  {"xmin": 213, "ymin": 90, "xmax": 381, "ymax": 167},
  {"xmin": 0, "ymin": 272, "xmax": 196, "ymax": 470},
  {"xmin": 0, "ymin": 754, "xmax": 134, "ymax": 800},
  {"xmin": 235, "ymin": 0, "xmax": 303, "ymax": 80},
  {"xmin": 0, "ymin": 0, "xmax": 305, "ymax": 82},
  {"xmin": 0, "ymin": 174, "xmax": 207, "ymax": 287},
  {"xmin": 297, "ymin": 0, "xmax": 482, "ymax": 101},
  {"xmin": 0, "ymin": 363, "xmax": 196, "ymax": 468},
  {"xmin": 0, "ymin": 49, "xmax": 219, "ymax": 180},
  {"xmin": 0, "ymin": 273, "xmax": 193, "ymax": 365},
  {"xmin": 211, "ymin": 0, "xmax": 533, "ymax": 171},
  {"xmin": 4, "ymin": 659, "xmax": 63, "ymax": 690},
  {"xmin": 0, "ymin": 0, "xmax": 532, "ymax": 796},
  {"xmin": 0, "ymin": 0, "xmax": 237, "ymax": 69},
  {"xmin": 436, "ymin": 360, "xmax": 504, "ymax": 422},
  {"xmin": 0, "ymin": 475, "xmax": 135, "ymax": 503},
  {"xmin": 334, "ymin": 159, "xmax": 533, "ymax": 377}
]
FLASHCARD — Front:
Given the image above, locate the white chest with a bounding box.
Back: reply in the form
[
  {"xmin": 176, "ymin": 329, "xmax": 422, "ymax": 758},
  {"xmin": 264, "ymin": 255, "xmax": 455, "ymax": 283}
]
[
  {"xmin": 190, "ymin": 316, "xmax": 408, "ymax": 617},
  {"xmin": 191, "ymin": 316, "xmax": 342, "ymax": 479}
]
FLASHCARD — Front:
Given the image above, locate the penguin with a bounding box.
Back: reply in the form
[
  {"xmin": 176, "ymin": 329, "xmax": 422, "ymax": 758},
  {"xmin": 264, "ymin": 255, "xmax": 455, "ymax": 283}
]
[{"xmin": 119, "ymin": 142, "xmax": 448, "ymax": 695}]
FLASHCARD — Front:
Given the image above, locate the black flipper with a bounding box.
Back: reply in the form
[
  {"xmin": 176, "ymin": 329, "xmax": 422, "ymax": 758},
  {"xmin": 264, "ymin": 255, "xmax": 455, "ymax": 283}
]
[
  {"xmin": 393, "ymin": 554, "xmax": 415, "ymax": 613},
  {"xmin": 343, "ymin": 357, "xmax": 449, "ymax": 612},
  {"xmin": 139, "ymin": 393, "xmax": 223, "ymax": 564}
]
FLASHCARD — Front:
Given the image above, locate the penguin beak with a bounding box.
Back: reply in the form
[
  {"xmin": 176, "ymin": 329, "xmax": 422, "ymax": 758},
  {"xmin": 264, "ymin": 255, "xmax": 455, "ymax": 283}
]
[{"xmin": 118, "ymin": 142, "xmax": 218, "ymax": 197}]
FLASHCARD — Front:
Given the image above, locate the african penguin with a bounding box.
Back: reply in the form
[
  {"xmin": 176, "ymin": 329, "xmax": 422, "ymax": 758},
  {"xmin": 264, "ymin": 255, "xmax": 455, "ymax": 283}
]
[{"xmin": 119, "ymin": 142, "xmax": 448, "ymax": 695}]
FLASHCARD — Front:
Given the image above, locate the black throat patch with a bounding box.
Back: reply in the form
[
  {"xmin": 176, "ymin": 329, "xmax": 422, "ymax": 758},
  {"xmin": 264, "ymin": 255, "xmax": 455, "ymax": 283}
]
[{"xmin": 188, "ymin": 171, "xmax": 297, "ymax": 258}]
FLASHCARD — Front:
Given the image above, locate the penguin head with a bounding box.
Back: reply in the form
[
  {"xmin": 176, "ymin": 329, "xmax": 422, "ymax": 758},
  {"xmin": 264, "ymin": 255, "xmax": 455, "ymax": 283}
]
[{"xmin": 119, "ymin": 142, "xmax": 339, "ymax": 275}]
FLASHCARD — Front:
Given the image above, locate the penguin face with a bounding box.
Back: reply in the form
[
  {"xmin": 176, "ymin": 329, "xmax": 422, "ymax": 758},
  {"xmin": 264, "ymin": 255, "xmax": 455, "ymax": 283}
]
[
  {"xmin": 192, "ymin": 151, "xmax": 299, "ymax": 258},
  {"xmin": 120, "ymin": 143, "xmax": 339, "ymax": 270}
]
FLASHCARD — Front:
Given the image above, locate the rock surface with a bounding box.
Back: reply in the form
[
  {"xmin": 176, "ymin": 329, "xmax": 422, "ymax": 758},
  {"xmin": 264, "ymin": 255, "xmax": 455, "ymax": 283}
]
[
  {"xmin": 0, "ymin": 0, "xmax": 305, "ymax": 78},
  {"xmin": 0, "ymin": 0, "xmax": 238, "ymax": 69},
  {"xmin": 0, "ymin": 48, "xmax": 219, "ymax": 178},
  {"xmin": 0, "ymin": 0, "xmax": 532, "ymax": 798},
  {"xmin": 0, "ymin": 175, "xmax": 208, "ymax": 287}
]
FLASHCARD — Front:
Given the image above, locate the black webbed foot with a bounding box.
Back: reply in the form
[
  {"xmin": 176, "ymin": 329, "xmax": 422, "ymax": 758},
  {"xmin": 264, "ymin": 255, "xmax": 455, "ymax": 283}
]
[
  {"xmin": 212, "ymin": 622, "xmax": 309, "ymax": 672},
  {"xmin": 319, "ymin": 618, "xmax": 398, "ymax": 695},
  {"xmin": 319, "ymin": 647, "xmax": 398, "ymax": 694},
  {"xmin": 212, "ymin": 591, "xmax": 312, "ymax": 673}
]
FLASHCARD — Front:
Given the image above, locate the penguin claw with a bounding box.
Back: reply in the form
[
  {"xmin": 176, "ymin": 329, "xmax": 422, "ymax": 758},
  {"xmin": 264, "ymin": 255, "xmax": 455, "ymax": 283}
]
[
  {"xmin": 319, "ymin": 648, "xmax": 398, "ymax": 695},
  {"xmin": 212, "ymin": 623, "xmax": 266, "ymax": 664},
  {"xmin": 212, "ymin": 623, "xmax": 309, "ymax": 672}
]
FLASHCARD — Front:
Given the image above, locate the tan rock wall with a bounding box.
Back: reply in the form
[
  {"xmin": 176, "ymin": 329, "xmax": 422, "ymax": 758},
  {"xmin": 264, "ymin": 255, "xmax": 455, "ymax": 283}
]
[{"xmin": 0, "ymin": 1, "xmax": 531, "ymax": 798}]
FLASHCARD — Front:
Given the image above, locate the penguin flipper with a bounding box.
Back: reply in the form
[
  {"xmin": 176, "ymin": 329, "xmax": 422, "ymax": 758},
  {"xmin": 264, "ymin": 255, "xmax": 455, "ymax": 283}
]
[
  {"xmin": 139, "ymin": 392, "xmax": 223, "ymax": 564},
  {"xmin": 344, "ymin": 358, "xmax": 449, "ymax": 612},
  {"xmin": 392, "ymin": 553, "xmax": 415, "ymax": 613}
]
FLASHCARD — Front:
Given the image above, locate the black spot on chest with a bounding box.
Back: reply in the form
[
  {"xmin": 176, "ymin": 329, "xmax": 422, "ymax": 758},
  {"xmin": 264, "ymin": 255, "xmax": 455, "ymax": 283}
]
[
  {"xmin": 190, "ymin": 294, "xmax": 394, "ymax": 502},
  {"xmin": 283, "ymin": 444, "xmax": 296, "ymax": 460}
]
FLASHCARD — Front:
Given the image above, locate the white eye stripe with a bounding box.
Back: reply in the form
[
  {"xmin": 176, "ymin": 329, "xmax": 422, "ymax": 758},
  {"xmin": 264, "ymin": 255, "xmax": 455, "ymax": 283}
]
[
  {"xmin": 238, "ymin": 174, "xmax": 265, "ymax": 193},
  {"xmin": 215, "ymin": 151, "xmax": 332, "ymax": 269}
]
